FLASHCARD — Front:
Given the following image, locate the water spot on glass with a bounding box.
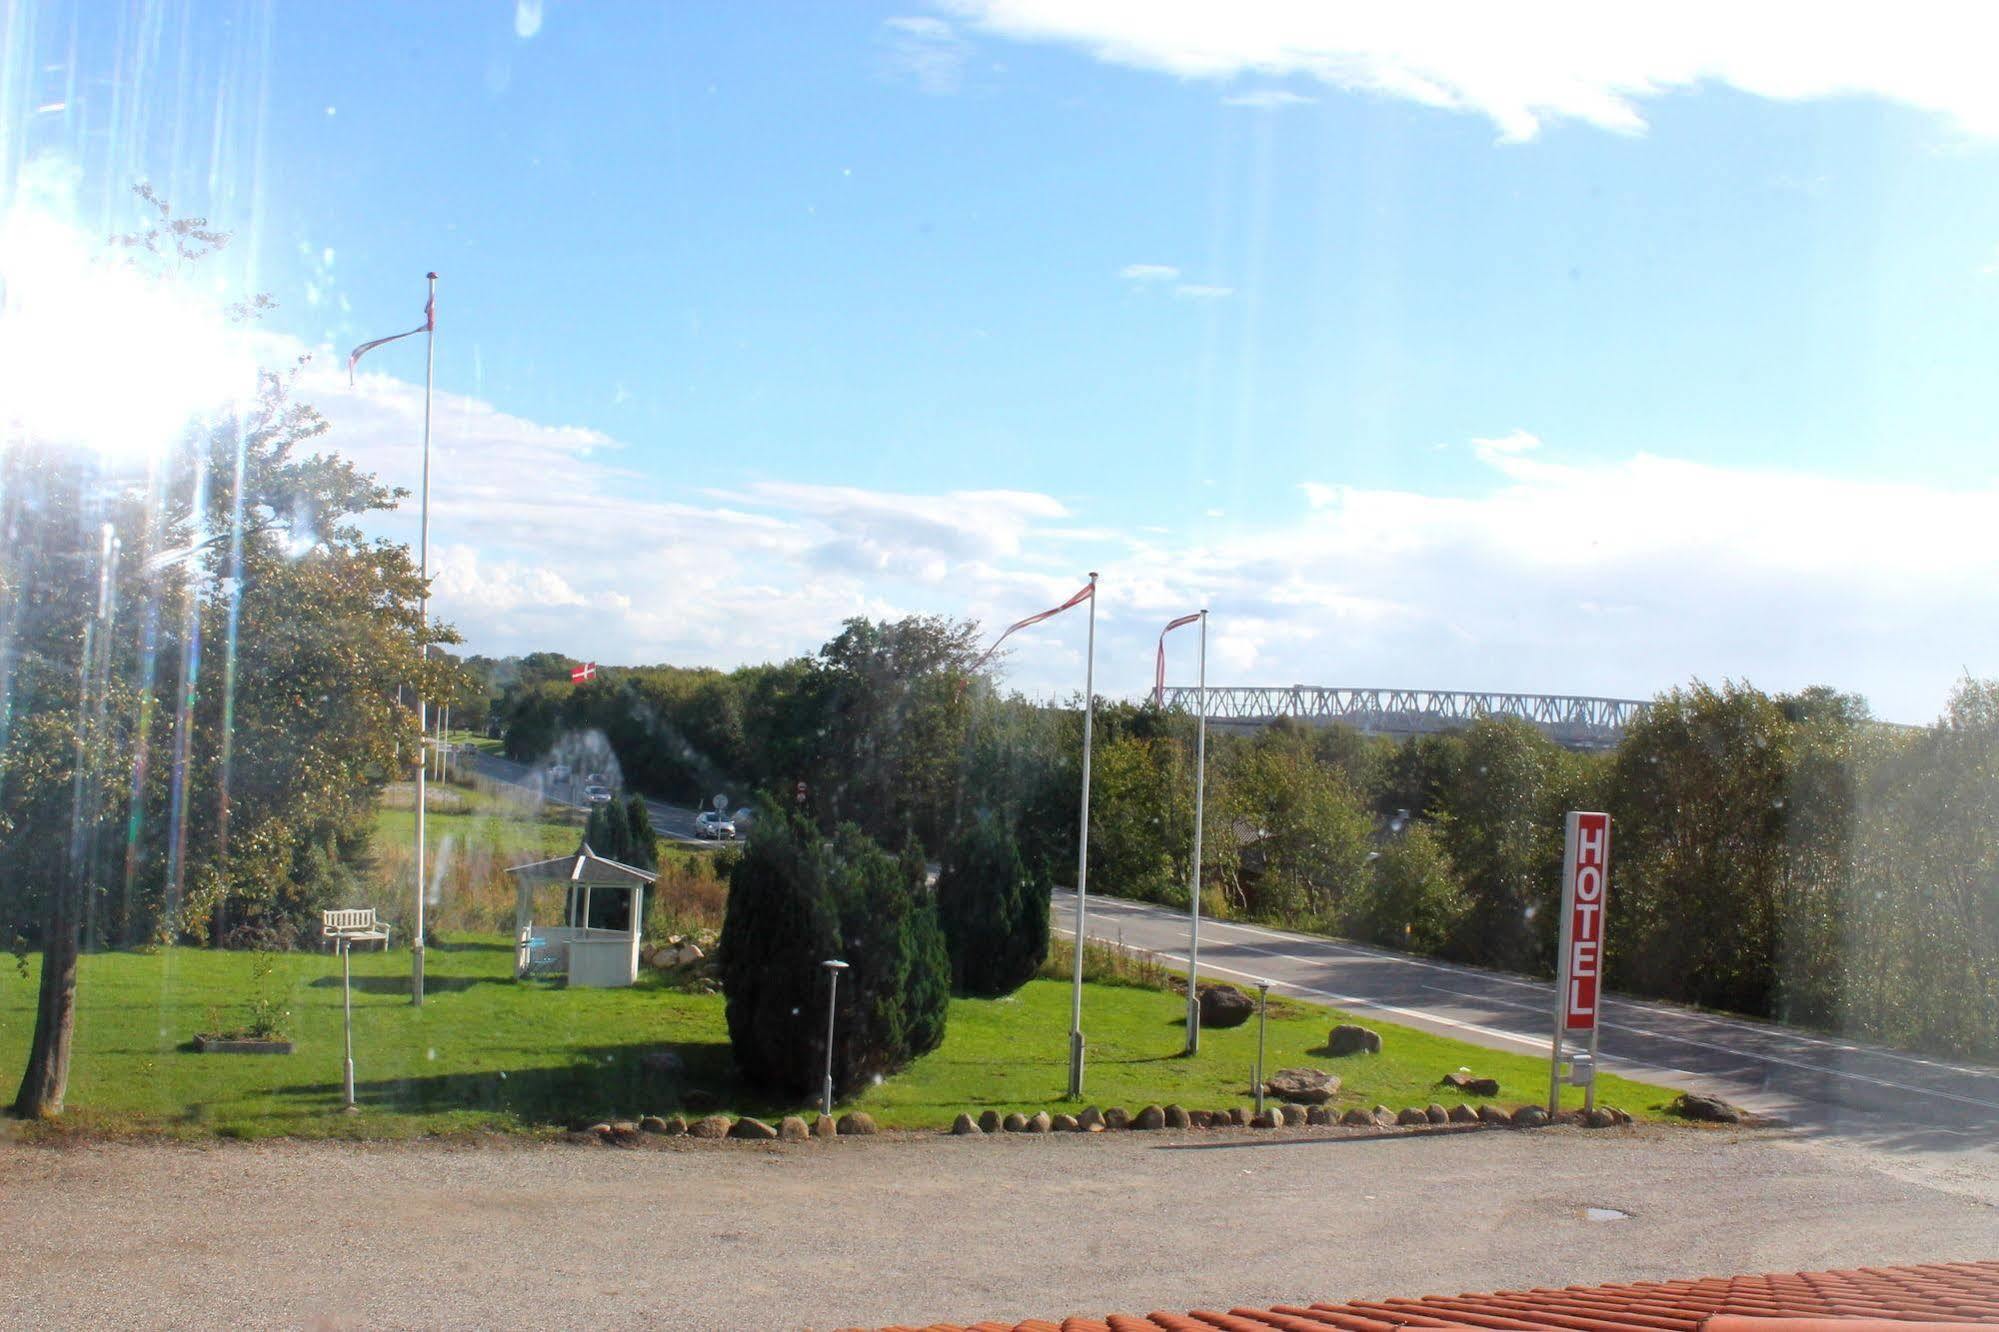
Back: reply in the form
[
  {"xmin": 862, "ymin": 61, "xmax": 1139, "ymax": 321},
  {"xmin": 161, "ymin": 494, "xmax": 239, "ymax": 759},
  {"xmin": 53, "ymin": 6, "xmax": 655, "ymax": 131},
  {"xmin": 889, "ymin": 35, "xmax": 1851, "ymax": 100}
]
[
  {"xmin": 427, "ymin": 1047, "xmax": 437, "ymax": 1061},
  {"xmin": 1585, "ymin": 1206, "xmax": 1630, "ymax": 1221}
]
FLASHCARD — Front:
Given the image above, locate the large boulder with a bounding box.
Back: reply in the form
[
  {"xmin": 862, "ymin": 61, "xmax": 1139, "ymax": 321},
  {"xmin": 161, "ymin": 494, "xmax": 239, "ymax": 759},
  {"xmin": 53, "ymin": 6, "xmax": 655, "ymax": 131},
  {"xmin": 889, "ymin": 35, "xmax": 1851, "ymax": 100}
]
[
  {"xmin": 951, "ymin": 1112, "xmax": 982, "ymax": 1136},
  {"xmin": 1442, "ymin": 1072, "xmax": 1501, "ymax": 1097},
  {"xmin": 835, "ymin": 1111, "xmax": 878, "ymax": 1136},
  {"xmin": 978, "ymin": 1109, "xmax": 1002, "ymax": 1134},
  {"xmin": 729, "ymin": 1116, "xmax": 778, "ymax": 1140},
  {"xmin": 1132, "ymin": 1105, "xmax": 1166, "ymax": 1130},
  {"xmin": 1668, "ymin": 1092, "xmax": 1743, "ymax": 1124},
  {"xmin": 688, "ymin": 1114, "xmax": 732, "ymax": 1139},
  {"xmin": 778, "ymin": 1116, "xmax": 810, "ymax": 1141},
  {"xmin": 1198, "ymin": 984, "xmax": 1257, "ymax": 1029},
  {"xmin": 1263, "ymin": 1068, "xmax": 1340, "ymax": 1105},
  {"xmin": 1327, "ymin": 1024, "xmax": 1383, "ymax": 1056},
  {"xmin": 1164, "ymin": 1105, "xmax": 1190, "ymax": 1129},
  {"xmin": 1511, "ymin": 1105, "xmax": 1551, "ymax": 1128}
]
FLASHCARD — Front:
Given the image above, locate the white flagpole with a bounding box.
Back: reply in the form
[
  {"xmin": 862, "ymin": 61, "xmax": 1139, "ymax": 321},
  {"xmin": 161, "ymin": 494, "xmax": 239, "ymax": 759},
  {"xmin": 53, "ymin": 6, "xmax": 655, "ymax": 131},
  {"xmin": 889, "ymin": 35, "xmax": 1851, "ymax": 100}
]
[
  {"xmin": 1067, "ymin": 571, "xmax": 1099, "ymax": 1099},
  {"xmin": 1185, "ymin": 607, "xmax": 1208, "ymax": 1055},
  {"xmin": 412, "ymin": 271, "xmax": 436, "ymax": 1007}
]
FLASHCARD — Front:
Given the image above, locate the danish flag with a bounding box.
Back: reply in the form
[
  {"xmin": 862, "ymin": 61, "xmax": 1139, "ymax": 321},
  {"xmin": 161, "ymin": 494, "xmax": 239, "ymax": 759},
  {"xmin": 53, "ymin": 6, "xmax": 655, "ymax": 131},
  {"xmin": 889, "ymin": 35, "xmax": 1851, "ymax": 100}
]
[{"xmin": 570, "ymin": 662, "xmax": 597, "ymax": 684}]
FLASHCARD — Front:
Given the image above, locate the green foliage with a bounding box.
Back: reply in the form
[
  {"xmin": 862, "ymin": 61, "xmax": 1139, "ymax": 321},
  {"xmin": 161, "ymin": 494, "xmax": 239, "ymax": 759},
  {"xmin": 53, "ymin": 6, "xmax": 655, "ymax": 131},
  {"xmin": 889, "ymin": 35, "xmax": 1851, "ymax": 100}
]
[
  {"xmin": 622, "ymin": 795, "xmax": 658, "ymax": 871},
  {"xmin": 1346, "ymin": 823, "xmax": 1468, "ymax": 954},
  {"xmin": 936, "ymin": 812, "xmax": 1051, "ymax": 996},
  {"xmin": 1209, "ymin": 727, "xmax": 1375, "ymax": 927},
  {"xmin": 718, "ymin": 804, "xmax": 949, "ymax": 1098}
]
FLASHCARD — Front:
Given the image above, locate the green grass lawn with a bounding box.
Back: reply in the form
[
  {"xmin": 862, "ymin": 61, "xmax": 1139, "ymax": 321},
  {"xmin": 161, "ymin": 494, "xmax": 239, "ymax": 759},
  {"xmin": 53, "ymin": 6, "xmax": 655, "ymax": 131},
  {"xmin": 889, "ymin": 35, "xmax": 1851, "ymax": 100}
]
[{"xmin": 0, "ymin": 938, "xmax": 1671, "ymax": 1139}]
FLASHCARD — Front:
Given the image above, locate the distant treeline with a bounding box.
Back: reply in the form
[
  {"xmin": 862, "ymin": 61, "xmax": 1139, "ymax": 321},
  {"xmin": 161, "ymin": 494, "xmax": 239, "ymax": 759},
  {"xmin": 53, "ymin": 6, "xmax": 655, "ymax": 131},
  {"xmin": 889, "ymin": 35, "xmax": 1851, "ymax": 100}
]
[{"xmin": 468, "ymin": 628, "xmax": 1999, "ymax": 1060}]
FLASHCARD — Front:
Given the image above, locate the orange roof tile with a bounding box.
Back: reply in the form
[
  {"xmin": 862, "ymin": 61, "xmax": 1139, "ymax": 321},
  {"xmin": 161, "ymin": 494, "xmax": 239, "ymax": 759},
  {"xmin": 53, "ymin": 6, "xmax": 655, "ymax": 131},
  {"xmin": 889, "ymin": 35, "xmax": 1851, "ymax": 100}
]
[{"xmin": 847, "ymin": 1260, "xmax": 1999, "ymax": 1332}]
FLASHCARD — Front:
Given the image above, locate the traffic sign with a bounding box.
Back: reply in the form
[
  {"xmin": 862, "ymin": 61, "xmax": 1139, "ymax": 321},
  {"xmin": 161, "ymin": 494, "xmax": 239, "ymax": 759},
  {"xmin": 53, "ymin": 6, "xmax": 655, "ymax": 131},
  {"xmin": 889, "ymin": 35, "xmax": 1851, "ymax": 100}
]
[{"xmin": 712, "ymin": 794, "xmax": 727, "ymax": 811}]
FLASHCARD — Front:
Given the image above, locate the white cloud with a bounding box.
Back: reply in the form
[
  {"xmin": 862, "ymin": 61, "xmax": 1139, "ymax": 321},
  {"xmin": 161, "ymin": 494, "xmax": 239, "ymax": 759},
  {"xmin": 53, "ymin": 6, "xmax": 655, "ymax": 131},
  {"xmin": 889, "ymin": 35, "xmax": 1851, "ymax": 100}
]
[
  {"xmin": 943, "ymin": 0, "xmax": 1999, "ymax": 142},
  {"xmin": 1119, "ymin": 262, "xmax": 1180, "ymax": 282},
  {"xmin": 298, "ymin": 361, "xmax": 1999, "ymax": 722},
  {"xmin": 883, "ymin": 15, "xmax": 971, "ymax": 94},
  {"xmin": 1221, "ymin": 88, "xmax": 1315, "ymax": 110},
  {"xmin": 513, "ymin": 0, "xmax": 543, "ymax": 40},
  {"xmin": 1173, "ymin": 283, "xmax": 1234, "ymax": 299}
]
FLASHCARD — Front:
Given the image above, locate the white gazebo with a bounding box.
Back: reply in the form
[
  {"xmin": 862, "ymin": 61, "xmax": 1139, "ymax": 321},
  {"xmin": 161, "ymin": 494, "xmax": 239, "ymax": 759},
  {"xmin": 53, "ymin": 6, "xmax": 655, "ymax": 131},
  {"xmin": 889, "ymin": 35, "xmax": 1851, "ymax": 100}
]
[{"xmin": 506, "ymin": 845, "xmax": 655, "ymax": 987}]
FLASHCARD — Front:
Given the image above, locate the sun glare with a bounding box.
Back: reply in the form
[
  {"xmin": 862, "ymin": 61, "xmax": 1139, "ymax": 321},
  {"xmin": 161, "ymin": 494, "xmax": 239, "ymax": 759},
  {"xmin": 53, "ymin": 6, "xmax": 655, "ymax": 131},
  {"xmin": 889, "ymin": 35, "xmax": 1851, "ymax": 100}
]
[{"xmin": 0, "ymin": 202, "xmax": 256, "ymax": 466}]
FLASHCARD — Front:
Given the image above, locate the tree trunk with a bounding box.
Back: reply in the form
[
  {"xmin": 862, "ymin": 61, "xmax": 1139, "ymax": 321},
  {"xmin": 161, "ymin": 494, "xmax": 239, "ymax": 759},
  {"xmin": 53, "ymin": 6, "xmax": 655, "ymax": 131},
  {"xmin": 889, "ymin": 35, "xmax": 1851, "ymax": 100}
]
[{"xmin": 13, "ymin": 877, "xmax": 80, "ymax": 1118}]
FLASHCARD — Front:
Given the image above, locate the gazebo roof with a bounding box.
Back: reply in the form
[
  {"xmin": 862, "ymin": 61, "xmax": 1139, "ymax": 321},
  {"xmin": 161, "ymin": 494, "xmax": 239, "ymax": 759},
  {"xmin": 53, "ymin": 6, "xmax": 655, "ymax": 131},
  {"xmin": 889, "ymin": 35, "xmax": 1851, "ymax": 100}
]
[{"xmin": 505, "ymin": 844, "xmax": 657, "ymax": 887}]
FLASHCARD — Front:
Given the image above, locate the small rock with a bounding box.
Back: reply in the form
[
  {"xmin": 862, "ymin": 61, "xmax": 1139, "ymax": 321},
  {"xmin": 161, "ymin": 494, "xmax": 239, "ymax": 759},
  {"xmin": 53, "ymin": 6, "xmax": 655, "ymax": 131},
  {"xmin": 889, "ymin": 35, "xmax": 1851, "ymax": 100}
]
[
  {"xmin": 951, "ymin": 1112, "xmax": 982, "ymax": 1136},
  {"xmin": 1477, "ymin": 1104, "xmax": 1510, "ymax": 1126},
  {"xmin": 1279, "ymin": 1104, "xmax": 1308, "ymax": 1126},
  {"xmin": 1075, "ymin": 1107, "xmax": 1104, "ymax": 1131},
  {"xmin": 1250, "ymin": 1108, "xmax": 1281, "ymax": 1128},
  {"xmin": 835, "ymin": 1111, "xmax": 878, "ymax": 1136},
  {"xmin": 610, "ymin": 1120, "xmax": 639, "ymax": 1135},
  {"xmin": 779, "ymin": 1116, "xmax": 810, "ymax": 1141},
  {"xmin": 1327, "ymin": 1024, "xmax": 1383, "ymax": 1056},
  {"xmin": 1027, "ymin": 1111, "xmax": 1052, "ymax": 1134},
  {"xmin": 1585, "ymin": 1108, "xmax": 1617, "ymax": 1129},
  {"xmin": 1228, "ymin": 1108, "xmax": 1249, "ymax": 1126},
  {"xmin": 1103, "ymin": 1107, "xmax": 1131, "ymax": 1130},
  {"xmin": 1552, "ymin": 1109, "xmax": 1586, "ymax": 1126},
  {"xmin": 1186, "ymin": 1110, "xmax": 1211, "ymax": 1128},
  {"xmin": 1132, "ymin": 1105, "xmax": 1166, "ymax": 1130},
  {"xmin": 1670, "ymin": 1092, "xmax": 1740, "ymax": 1123},
  {"xmin": 587, "ymin": 1122, "xmax": 613, "ymax": 1137},
  {"xmin": 1425, "ymin": 1103, "xmax": 1449, "ymax": 1125},
  {"xmin": 1002, "ymin": 1112, "xmax": 1028, "ymax": 1133},
  {"xmin": 1052, "ymin": 1113, "xmax": 1080, "ymax": 1132},
  {"xmin": 1396, "ymin": 1107, "xmax": 1428, "ymax": 1126},
  {"xmin": 1448, "ymin": 1104, "xmax": 1478, "ymax": 1124},
  {"xmin": 1605, "ymin": 1105, "xmax": 1634, "ymax": 1126},
  {"xmin": 729, "ymin": 1116, "xmax": 778, "ymax": 1140},
  {"xmin": 1164, "ymin": 1104, "xmax": 1190, "ymax": 1129},
  {"xmin": 1264, "ymin": 1067, "xmax": 1341, "ymax": 1104},
  {"xmin": 1512, "ymin": 1105, "xmax": 1551, "ymax": 1128},
  {"xmin": 1305, "ymin": 1105, "xmax": 1331, "ymax": 1126},
  {"xmin": 639, "ymin": 1115, "xmax": 670, "ymax": 1134},
  {"xmin": 978, "ymin": 1109, "xmax": 1002, "ymax": 1134},
  {"xmin": 1340, "ymin": 1108, "xmax": 1373, "ymax": 1127},
  {"xmin": 688, "ymin": 1115, "xmax": 732, "ymax": 1139},
  {"xmin": 1198, "ymin": 984, "xmax": 1257, "ymax": 1029},
  {"xmin": 813, "ymin": 1115, "xmax": 837, "ymax": 1139}
]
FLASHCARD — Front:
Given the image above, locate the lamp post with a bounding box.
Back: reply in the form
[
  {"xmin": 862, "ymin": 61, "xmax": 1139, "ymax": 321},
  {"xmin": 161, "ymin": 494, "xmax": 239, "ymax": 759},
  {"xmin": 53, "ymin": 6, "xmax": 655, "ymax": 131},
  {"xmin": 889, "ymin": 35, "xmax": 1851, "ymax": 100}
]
[
  {"xmin": 820, "ymin": 959, "xmax": 849, "ymax": 1117},
  {"xmin": 1185, "ymin": 608, "xmax": 1208, "ymax": 1055},
  {"xmin": 1253, "ymin": 979, "xmax": 1271, "ymax": 1116}
]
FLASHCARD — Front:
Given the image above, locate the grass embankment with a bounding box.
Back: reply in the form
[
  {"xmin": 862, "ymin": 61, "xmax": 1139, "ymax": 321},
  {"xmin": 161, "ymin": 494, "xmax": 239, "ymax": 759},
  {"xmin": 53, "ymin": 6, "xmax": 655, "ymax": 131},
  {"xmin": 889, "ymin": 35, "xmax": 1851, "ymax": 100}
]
[{"xmin": 0, "ymin": 937, "xmax": 1670, "ymax": 1140}]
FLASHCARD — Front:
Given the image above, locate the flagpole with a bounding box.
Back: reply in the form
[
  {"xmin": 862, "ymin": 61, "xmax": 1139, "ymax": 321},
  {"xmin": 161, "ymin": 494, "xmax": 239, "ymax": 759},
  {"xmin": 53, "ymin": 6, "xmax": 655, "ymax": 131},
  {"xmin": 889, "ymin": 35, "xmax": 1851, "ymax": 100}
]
[
  {"xmin": 1068, "ymin": 571, "xmax": 1098, "ymax": 1099},
  {"xmin": 412, "ymin": 271, "xmax": 436, "ymax": 1008},
  {"xmin": 1185, "ymin": 608, "xmax": 1208, "ymax": 1054}
]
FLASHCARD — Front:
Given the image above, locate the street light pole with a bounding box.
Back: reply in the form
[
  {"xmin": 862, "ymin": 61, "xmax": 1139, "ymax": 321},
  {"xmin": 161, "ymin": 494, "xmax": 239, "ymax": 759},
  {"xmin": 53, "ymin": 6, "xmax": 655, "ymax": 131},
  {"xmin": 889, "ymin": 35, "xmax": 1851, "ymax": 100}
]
[
  {"xmin": 1068, "ymin": 572, "xmax": 1099, "ymax": 1100},
  {"xmin": 412, "ymin": 271, "xmax": 436, "ymax": 1008},
  {"xmin": 821, "ymin": 959, "xmax": 849, "ymax": 1117}
]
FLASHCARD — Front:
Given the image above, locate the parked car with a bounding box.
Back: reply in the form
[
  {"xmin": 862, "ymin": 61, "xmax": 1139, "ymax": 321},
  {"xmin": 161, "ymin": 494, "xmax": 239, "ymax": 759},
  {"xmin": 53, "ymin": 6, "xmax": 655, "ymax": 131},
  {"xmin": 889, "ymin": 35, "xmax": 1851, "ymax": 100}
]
[
  {"xmin": 695, "ymin": 810, "xmax": 737, "ymax": 839},
  {"xmin": 549, "ymin": 763, "xmax": 570, "ymax": 782},
  {"xmin": 583, "ymin": 783, "xmax": 613, "ymax": 804}
]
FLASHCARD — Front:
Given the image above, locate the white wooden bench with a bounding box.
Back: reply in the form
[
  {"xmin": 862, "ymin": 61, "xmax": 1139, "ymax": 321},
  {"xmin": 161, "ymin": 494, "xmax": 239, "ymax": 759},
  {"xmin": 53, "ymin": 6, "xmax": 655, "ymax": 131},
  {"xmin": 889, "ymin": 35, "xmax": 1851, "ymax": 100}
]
[{"xmin": 322, "ymin": 908, "xmax": 392, "ymax": 951}]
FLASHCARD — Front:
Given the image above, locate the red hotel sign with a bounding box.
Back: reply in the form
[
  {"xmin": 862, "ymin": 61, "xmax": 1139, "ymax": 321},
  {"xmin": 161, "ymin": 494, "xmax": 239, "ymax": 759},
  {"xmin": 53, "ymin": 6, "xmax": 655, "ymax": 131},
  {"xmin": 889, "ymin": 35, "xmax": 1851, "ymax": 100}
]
[{"xmin": 1559, "ymin": 811, "xmax": 1611, "ymax": 1032}]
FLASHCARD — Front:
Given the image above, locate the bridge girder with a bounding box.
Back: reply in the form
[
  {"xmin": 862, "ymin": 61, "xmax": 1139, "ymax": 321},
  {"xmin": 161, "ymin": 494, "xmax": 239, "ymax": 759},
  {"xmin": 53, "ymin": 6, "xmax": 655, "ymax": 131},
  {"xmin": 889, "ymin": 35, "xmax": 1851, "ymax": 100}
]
[{"xmin": 1157, "ymin": 685, "xmax": 1650, "ymax": 750}]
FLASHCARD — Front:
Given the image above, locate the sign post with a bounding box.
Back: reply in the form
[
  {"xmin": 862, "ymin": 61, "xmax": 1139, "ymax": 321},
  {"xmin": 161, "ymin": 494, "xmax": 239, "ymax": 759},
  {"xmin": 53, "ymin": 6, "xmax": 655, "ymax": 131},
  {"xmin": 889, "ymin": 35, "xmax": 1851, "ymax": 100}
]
[{"xmin": 1549, "ymin": 810, "xmax": 1611, "ymax": 1115}]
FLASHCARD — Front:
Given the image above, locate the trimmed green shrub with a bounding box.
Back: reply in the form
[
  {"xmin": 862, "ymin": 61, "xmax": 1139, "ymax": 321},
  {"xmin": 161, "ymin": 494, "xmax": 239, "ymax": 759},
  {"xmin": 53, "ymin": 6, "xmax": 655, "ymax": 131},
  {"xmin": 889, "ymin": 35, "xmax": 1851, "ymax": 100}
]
[{"xmin": 936, "ymin": 813, "xmax": 1050, "ymax": 996}]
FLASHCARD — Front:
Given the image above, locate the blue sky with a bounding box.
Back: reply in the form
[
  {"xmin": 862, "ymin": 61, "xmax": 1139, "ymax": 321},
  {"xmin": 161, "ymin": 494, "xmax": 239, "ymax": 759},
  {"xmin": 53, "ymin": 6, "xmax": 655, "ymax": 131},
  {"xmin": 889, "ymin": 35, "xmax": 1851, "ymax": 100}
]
[{"xmin": 7, "ymin": 1, "xmax": 1999, "ymax": 720}]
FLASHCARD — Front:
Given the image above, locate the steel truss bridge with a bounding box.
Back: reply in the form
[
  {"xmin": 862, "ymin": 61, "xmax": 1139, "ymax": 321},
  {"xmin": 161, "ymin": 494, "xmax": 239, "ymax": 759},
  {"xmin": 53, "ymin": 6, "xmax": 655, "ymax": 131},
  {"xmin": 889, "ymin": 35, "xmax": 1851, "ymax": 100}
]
[{"xmin": 1157, "ymin": 685, "xmax": 1651, "ymax": 750}]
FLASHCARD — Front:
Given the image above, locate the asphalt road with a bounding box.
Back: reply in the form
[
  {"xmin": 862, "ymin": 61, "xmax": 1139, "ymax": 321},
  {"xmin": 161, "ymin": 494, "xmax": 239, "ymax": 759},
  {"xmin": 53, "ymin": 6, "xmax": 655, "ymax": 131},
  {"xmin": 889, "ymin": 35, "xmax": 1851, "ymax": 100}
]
[
  {"xmin": 1054, "ymin": 889, "xmax": 1999, "ymax": 1155},
  {"xmin": 457, "ymin": 749, "xmax": 729, "ymax": 848},
  {"xmin": 4, "ymin": 1127, "xmax": 1993, "ymax": 1330}
]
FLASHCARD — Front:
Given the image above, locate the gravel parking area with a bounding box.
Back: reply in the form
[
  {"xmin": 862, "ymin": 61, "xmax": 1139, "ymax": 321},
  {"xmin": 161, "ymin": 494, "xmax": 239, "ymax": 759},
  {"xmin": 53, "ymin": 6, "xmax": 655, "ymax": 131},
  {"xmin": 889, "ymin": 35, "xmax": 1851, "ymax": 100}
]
[{"xmin": 2, "ymin": 1125, "xmax": 1993, "ymax": 1330}]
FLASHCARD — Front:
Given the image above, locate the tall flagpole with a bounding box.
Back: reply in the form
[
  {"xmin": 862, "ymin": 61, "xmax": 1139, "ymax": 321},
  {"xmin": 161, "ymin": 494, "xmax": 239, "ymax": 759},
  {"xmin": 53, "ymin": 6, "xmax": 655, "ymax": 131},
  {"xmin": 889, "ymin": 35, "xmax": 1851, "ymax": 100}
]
[
  {"xmin": 412, "ymin": 271, "xmax": 436, "ymax": 1007},
  {"xmin": 1185, "ymin": 607, "xmax": 1208, "ymax": 1055},
  {"xmin": 1068, "ymin": 571, "xmax": 1099, "ymax": 1099}
]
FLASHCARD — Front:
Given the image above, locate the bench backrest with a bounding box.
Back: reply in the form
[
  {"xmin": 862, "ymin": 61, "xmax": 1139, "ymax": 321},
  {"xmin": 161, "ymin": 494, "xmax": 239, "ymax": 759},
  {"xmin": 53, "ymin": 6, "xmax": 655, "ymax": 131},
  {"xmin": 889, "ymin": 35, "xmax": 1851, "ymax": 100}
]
[{"xmin": 322, "ymin": 908, "xmax": 378, "ymax": 934}]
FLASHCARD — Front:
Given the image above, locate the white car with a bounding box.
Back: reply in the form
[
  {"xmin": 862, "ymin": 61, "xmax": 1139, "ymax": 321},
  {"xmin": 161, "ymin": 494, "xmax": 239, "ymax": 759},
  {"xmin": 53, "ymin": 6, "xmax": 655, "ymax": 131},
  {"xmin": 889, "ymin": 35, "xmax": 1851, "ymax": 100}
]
[
  {"xmin": 583, "ymin": 783, "xmax": 613, "ymax": 805},
  {"xmin": 695, "ymin": 810, "xmax": 737, "ymax": 840}
]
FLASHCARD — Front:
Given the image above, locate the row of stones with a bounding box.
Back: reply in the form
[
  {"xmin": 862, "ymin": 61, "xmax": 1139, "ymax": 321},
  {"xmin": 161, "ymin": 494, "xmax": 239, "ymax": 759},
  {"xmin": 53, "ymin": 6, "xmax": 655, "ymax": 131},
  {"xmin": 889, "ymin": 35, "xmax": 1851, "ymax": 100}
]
[
  {"xmin": 582, "ymin": 1102, "xmax": 1635, "ymax": 1143},
  {"xmin": 584, "ymin": 1111, "xmax": 882, "ymax": 1142},
  {"xmin": 948, "ymin": 1101, "xmax": 1635, "ymax": 1134}
]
